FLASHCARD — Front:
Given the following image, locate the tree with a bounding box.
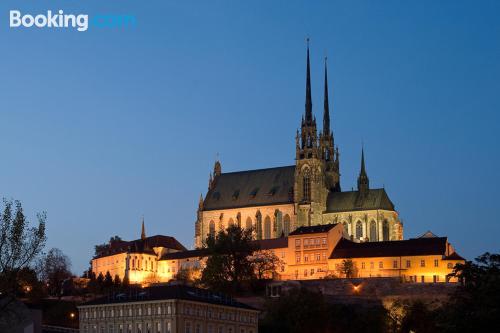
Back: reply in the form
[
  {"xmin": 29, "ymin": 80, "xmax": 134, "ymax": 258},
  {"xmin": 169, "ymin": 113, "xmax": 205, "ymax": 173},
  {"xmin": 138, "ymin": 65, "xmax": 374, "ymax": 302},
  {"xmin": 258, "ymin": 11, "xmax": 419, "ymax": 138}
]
[
  {"xmin": 0, "ymin": 199, "xmax": 46, "ymax": 305},
  {"xmin": 103, "ymin": 271, "xmax": 114, "ymax": 291},
  {"xmin": 251, "ymin": 250, "xmax": 283, "ymax": 280},
  {"xmin": 39, "ymin": 248, "xmax": 72, "ymax": 297},
  {"xmin": 340, "ymin": 259, "xmax": 356, "ymax": 278},
  {"xmin": 94, "ymin": 235, "xmax": 122, "ymax": 258},
  {"xmin": 113, "ymin": 275, "xmax": 121, "ymax": 288},
  {"xmin": 437, "ymin": 252, "xmax": 500, "ymax": 332},
  {"xmin": 200, "ymin": 225, "xmax": 257, "ymax": 293}
]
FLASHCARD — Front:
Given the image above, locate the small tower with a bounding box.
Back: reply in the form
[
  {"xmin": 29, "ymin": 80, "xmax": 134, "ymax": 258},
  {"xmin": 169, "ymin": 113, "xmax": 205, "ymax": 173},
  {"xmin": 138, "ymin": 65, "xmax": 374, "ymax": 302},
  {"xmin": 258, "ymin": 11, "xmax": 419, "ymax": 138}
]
[
  {"xmin": 141, "ymin": 217, "xmax": 146, "ymax": 240},
  {"xmin": 356, "ymin": 147, "xmax": 370, "ymax": 204}
]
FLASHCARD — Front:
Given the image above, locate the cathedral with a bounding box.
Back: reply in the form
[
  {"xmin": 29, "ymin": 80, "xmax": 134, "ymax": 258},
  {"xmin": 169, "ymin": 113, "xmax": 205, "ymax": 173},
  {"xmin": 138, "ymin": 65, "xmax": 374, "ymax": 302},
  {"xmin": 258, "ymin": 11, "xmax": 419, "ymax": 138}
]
[{"xmin": 194, "ymin": 44, "xmax": 404, "ymax": 249}]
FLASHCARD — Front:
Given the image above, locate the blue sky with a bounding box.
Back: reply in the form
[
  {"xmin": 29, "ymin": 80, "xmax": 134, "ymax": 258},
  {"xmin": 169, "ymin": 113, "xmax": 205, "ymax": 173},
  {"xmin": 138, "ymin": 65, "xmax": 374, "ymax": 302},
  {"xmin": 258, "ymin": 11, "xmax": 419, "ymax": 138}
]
[{"xmin": 0, "ymin": 0, "xmax": 499, "ymax": 274}]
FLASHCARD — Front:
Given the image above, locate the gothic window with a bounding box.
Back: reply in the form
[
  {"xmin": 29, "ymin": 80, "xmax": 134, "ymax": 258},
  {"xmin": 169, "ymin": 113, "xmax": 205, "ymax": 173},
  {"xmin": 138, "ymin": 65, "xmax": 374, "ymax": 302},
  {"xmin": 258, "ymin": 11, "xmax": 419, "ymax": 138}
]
[
  {"xmin": 383, "ymin": 220, "xmax": 390, "ymax": 241},
  {"xmin": 228, "ymin": 218, "xmax": 234, "ymax": 228},
  {"xmin": 209, "ymin": 220, "xmax": 215, "ymax": 239},
  {"xmin": 283, "ymin": 214, "xmax": 291, "ymax": 236},
  {"xmin": 275, "ymin": 210, "xmax": 283, "ymax": 236},
  {"xmin": 342, "ymin": 222, "xmax": 348, "ymax": 235},
  {"xmin": 264, "ymin": 216, "xmax": 271, "ymax": 239},
  {"xmin": 256, "ymin": 211, "xmax": 262, "ymax": 240},
  {"xmin": 355, "ymin": 221, "xmax": 363, "ymax": 239},
  {"xmin": 245, "ymin": 217, "xmax": 252, "ymax": 231},
  {"xmin": 303, "ymin": 170, "xmax": 311, "ymax": 202},
  {"xmin": 236, "ymin": 212, "xmax": 241, "ymax": 228},
  {"xmin": 370, "ymin": 220, "xmax": 377, "ymax": 241}
]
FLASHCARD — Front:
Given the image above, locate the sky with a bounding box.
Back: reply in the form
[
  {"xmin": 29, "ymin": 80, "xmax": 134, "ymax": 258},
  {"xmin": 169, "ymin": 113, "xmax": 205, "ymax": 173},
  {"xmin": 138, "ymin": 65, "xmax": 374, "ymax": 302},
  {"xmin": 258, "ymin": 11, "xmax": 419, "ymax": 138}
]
[{"xmin": 0, "ymin": 0, "xmax": 499, "ymax": 274}]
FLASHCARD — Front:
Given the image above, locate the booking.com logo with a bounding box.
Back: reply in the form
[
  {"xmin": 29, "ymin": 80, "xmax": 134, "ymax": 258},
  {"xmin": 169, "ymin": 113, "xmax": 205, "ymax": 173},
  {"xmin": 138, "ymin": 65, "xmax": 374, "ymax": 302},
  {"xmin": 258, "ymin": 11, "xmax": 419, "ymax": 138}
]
[{"xmin": 9, "ymin": 10, "xmax": 136, "ymax": 32}]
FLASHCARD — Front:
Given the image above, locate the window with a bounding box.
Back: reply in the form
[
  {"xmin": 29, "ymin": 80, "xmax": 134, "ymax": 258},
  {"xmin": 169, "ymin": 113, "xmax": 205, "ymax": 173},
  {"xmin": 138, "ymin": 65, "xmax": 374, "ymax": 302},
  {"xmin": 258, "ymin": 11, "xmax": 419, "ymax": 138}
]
[
  {"xmin": 156, "ymin": 323, "xmax": 161, "ymax": 333},
  {"xmin": 296, "ymin": 254, "xmax": 301, "ymax": 263},
  {"xmin": 322, "ymin": 253, "xmax": 327, "ymax": 261},
  {"xmin": 295, "ymin": 239, "xmax": 301, "ymax": 249},
  {"xmin": 303, "ymin": 172, "xmax": 311, "ymax": 202},
  {"xmin": 209, "ymin": 221, "xmax": 216, "ymax": 239},
  {"xmin": 433, "ymin": 275, "xmax": 439, "ymax": 283},
  {"xmin": 369, "ymin": 220, "xmax": 377, "ymax": 241},
  {"xmin": 393, "ymin": 261, "xmax": 398, "ymax": 269},
  {"xmin": 370, "ymin": 262, "xmax": 374, "ymax": 269},
  {"xmin": 361, "ymin": 262, "xmax": 365, "ymax": 269},
  {"xmin": 447, "ymin": 262, "xmax": 453, "ymax": 269},
  {"xmin": 157, "ymin": 306, "xmax": 161, "ymax": 315},
  {"xmin": 420, "ymin": 260, "xmax": 425, "ymax": 267},
  {"xmin": 406, "ymin": 260, "xmax": 411, "ymax": 268},
  {"xmin": 137, "ymin": 324, "xmax": 142, "ymax": 333},
  {"xmin": 185, "ymin": 321, "xmax": 191, "ymax": 333},
  {"xmin": 434, "ymin": 259, "xmax": 439, "ymax": 267},
  {"xmin": 264, "ymin": 216, "xmax": 271, "ymax": 239},
  {"xmin": 304, "ymin": 269, "xmax": 308, "ymax": 277},
  {"xmin": 304, "ymin": 255, "xmax": 309, "ymax": 262},
  {"xmin": 355, "ymin": 221, "xmax": 363, "ymax": 239},
  {"xmin": 382, "ymin": 220, "xmax": 390, "ymax": 241},
  {"xmin": 195, "ymin": 323, "xmax": 201, "ymax": 333},
  {"xmin": 316, "ymin": 253, "xmax": 321, "ymax": 261},
  {"xmin": 379, "ymin": 261, "xmax": 383, "ymax": 268},
  {"xmin": 421, "ymin": 275, "xmax": 425, "ymax": 283},
  {"xmin": 168, "ymin": 304, "xmax": 172, "ymax": 314},
  {"xmin": 283, "ymin": 214, "xmax": 291, "ymax": 236},
  {"xmin": 322, "ymin": 237, "xmax": 327, "ymax": 246},
  {"xmin": 245, "ymin": 217, "xmax": 252, "ymax": 231},
  {"xmin": 147, "ymin": 323, "xmax": 152, "ymax": 333},
  {"xmin": 166, "ymin": 322, "xmax": 171, "ymax": 333},
  {"xmin": 310, "ymin": 268, "xmax": 314, "ymax": 275}
]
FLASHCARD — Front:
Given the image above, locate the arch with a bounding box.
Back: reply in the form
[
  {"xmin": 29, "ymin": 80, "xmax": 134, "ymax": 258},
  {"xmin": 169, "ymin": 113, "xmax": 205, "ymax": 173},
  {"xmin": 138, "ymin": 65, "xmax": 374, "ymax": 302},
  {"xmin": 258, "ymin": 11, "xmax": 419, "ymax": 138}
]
[
  {"xmin": 236, "ymin": 212, "xmax": 241, "ymax": 228},
  {"xmin": 256, "ymin": 211, "xmax": 262, "ymax": 240},
  {"xmin": 383, "ymin": 220, "xmax": 390, "ymax": 241},
  {"xmin": 264, "ymin": 216, "xmax": 271, "ymax": 239},
  {"xmin": 370, "ymin": 220, "xmax": 377, "ymax": 241},
  {"xmin": 245, "ymin": 216, "xmax": 252, "ymax": 231},
  {"xmin": 208, "ymin": 220, "xmax": 215, "ymax": 239},
  {"xmin": 355, "ymin": 220, "xmax": 363, "ymax": 239},
  {"xmin": 283, "ymin": 214, "xmax": 291, "ymax": 236}
]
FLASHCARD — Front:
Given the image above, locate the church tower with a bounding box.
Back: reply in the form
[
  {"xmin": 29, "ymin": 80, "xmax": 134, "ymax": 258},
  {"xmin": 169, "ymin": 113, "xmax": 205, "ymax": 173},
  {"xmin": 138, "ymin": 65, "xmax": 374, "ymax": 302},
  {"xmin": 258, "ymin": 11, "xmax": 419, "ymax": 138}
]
[
  {"xmin": 294, "ymin": 41, "xmax": 329, "ymax": 227},
  {"xmin": 319, "ymin": 57, "xmax": 340, "ymax": 192}
]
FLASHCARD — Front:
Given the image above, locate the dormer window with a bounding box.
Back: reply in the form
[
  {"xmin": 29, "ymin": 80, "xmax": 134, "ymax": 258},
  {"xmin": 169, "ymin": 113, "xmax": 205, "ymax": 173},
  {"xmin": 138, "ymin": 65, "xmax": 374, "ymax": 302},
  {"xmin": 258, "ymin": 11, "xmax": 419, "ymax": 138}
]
[
  {"xmin": 249, "ymin": 188, "xmax": 259, "ymax": 198},
  {"xmin": 268, "ymin": 186, "xmax": 279, "ymax": 196},
  {"xmin": 232, "ymin": 190, "xmax": 240, "ymax": 200},
  {"xmin": 212, "ymin": 192, "xmax": 221, "ymax": 201}
]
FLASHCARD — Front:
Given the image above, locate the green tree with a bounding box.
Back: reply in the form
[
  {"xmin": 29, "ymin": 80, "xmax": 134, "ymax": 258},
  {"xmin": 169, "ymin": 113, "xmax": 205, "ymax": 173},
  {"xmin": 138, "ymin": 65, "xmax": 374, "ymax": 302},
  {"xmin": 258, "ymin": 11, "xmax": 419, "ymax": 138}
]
[
  {"xmin": 0, "ymin": 199, "xmax": 46, "ymax": 308},
  {"xmin": 340, "ymin": 259, "xmax": 356, "ymax": 278},
  {"xmin": 200, "ymin": 225, "xmax": 257, "ymax": 293},
  {"xmin": 251, "ymin": 250, "xmax": 283, "ymax": 280},
  {"xmin": 94, "ymin": 235, "xmax": 122, "ymax": 258}
]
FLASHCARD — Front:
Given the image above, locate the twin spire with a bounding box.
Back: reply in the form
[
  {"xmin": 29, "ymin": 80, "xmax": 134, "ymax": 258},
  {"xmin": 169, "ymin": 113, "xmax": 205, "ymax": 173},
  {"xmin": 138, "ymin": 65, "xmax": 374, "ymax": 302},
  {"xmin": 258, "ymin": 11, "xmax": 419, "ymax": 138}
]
[{"xmin": 303, "ymin": 39, "xmax": 332, "ymax": 139}]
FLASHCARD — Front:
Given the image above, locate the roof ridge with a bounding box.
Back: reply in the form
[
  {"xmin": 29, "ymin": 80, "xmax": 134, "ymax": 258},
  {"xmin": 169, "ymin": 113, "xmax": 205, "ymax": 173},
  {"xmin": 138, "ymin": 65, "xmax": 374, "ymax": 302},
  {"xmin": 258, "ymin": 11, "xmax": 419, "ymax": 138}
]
[{"xmin": 220, "ymin": 165, "xmax": 295, "ymax": 176}]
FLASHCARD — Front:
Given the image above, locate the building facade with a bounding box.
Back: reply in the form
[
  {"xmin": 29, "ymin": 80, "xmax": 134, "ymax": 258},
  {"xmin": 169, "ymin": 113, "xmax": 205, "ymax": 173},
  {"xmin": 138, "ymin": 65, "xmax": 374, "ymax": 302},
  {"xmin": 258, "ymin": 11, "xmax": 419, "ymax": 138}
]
[
  {"xmin": 194, "ymin": 44, "xmax": 403, "ymax": 249},
  {"xmin": 78, "ymin": 285, "xmax": 259, "ymax": 333}
]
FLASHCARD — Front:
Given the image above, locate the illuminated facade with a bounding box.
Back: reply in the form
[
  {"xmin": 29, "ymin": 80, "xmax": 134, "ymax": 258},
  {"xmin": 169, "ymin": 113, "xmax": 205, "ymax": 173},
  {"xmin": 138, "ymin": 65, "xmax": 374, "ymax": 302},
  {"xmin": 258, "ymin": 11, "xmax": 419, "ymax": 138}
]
[{"xmin": 194, "ymin": 44, "xmax": 403, "ymax": 249}]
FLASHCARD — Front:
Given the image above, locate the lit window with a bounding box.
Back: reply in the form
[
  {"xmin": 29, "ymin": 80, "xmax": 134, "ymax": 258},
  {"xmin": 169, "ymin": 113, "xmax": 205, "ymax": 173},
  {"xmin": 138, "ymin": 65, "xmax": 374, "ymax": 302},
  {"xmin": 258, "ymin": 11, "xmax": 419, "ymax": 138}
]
[
  {"xmin": 361, "ymin": 262, "xmax": 365, "ymax": 269},
  {"xmin": 393, "ymin": 261, "xmax": 398, "ymax": 269},
  {"xmin": 304, "ymin": 255, "xmax": 309, "ymax": 262},
  {"xmin": 322, "ymin": 253, "xmax": 327, "ymax": 261},
  {"xmin": 434, "ymin": 259, "xmax": 439, "ymax": 267},
  {"xmin": 447, "ymin": 262, "xmax": 453, "ymax": 269},
  {"xmin": 420, "ymin": 260, "xmax": 425, "ymax": 267},
  {"xmin": 296, "ymin": 254, "xmax": 301, "ymax": 263},
  {"xmin": 315, "ymin": 253, "xmax": 321, "ymax": 261},
  {"xmin": 310, "ymin": 268, "xmax": 314, "ymax": 275},
  {"xmin": 379, "ymin": 262, "xmax": 383, "ymax": 268},
  {"xmin": 406, "ymin": 260, "xmax": 411, "ymax": 268},
  {"xmin": 370, "ymin": 262, "xmax": 374, "ymax": 269},
  {"xmin": 295, "ymin": 239, "xmax": 301, "ymax": 249}
]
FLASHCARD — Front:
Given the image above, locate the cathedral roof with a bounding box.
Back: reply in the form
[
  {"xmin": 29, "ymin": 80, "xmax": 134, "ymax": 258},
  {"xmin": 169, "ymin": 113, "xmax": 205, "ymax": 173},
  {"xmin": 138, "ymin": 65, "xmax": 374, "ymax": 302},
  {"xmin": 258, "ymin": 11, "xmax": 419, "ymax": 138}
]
[
  {"xmin": 203, "ymin": 165, "xmax": 295, "ymax": 211},
  {"xmin": 326, "ymin": 188, "xmax": 395, "ymax": 213},
  {"xmin": 329, "ymin": 237, "xmax": 449, "ymax": 259}
]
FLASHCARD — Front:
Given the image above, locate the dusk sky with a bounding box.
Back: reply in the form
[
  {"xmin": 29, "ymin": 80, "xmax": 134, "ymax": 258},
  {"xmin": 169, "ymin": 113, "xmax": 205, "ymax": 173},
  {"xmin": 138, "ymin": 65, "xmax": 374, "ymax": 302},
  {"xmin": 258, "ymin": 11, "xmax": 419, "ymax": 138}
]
[{"xmin": 0, "ymin": 0, "xmax": 499, "ymax": 274}]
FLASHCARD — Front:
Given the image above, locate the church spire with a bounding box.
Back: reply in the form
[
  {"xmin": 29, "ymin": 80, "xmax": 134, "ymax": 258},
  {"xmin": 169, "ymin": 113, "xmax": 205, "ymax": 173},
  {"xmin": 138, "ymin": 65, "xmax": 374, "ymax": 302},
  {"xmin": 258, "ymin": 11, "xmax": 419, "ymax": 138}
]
[
  {"xmin": 141, "ymin": 216, "xmax": 146, "ymax": 240},
  {"xmin": 323, "ymin": 57, "xmax": 330, "ymax": 135},
  {"xmin": 304, "ymin": 38, "xmax": 313, "ymax": 123},
  {"xmin": 357, "ymin": 147, "xmax": 369, "ymax": 194}
]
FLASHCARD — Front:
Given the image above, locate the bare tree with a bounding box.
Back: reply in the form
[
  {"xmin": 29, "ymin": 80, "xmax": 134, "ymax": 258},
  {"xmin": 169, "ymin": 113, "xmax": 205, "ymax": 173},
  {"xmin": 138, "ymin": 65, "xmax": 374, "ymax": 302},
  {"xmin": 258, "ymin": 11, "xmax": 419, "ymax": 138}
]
[
  {"xmin": 252, "ymin": 250, "xmax": 284, "ymax": 280},
  {"xmin": 39, "ymin": 248, "xmax": 72, "ymax": 297}
]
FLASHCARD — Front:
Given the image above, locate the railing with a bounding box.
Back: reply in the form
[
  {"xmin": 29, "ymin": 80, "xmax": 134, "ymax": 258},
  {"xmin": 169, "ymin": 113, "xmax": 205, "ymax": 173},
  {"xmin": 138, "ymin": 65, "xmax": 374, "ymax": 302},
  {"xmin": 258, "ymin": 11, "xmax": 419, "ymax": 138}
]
[{"xmin": 42, "ymin": 325, "xmax": 79, "ymax": 333}]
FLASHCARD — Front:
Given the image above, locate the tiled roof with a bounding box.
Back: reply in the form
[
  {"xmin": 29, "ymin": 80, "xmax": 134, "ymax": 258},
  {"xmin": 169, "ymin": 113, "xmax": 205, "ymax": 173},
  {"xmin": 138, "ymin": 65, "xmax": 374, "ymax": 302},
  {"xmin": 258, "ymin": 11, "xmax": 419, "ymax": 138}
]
[
  {"xmin": 329, "ymin": 237, "xmax": 449, "ymax": 259},
  {"xmin": 203, "ymin": 166, "xmax": 295, "ymax": 211},
  {"xmin": 94, "ymin": 235, "xmax": 187, "ymax": 259},
  {"xmin": 80, "ymin": 285, "xmax": 257, "ymax": 310},
  {"xmin": 289, "ymin": 224, "xmax": 337, "ymax": 236},
  {"xmin": 255, "ymin": 237, "xmax": 288, "ymax": 250},
  {"xmin": 326, "ymin": 188, "xmax": 395, "ymax": 212}
]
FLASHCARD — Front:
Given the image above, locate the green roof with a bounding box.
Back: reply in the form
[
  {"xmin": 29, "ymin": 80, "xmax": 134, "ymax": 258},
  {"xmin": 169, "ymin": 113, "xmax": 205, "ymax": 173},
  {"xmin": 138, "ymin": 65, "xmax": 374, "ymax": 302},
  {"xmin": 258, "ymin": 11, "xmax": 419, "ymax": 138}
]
[{"xmin": 326, "ymin": 188, "xmax": 395, "ymax": 212}]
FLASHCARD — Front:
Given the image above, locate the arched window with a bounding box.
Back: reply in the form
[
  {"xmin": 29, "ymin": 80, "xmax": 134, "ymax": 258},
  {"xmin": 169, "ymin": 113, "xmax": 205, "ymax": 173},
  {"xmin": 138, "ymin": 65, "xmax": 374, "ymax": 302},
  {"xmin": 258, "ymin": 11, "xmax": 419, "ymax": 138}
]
[
  {"xmin": 264, "ymin": 216, "xmax": 271, "ymax": 239},
  {"xmin": 208, "ymin": 220, "xmax": 215, "ymax": 239},
  {"xmin": 275, "ymin": 210, "xmax": 283, "ymax": 237},
  {"xmin": 236, "ymin": 213, "xmax": 241, "ymax": 228},
  {"xmin": 383, "ymin": 220, "xmax": 390, "ymax": 241},
  {"xmin": 303, "ymin": 170, "xmax": 311, "ymax": 202},
  {"xmin": 283, "ymin": 214, "xmax": 291, "ymax": 236},
  {"xmin": 370, "ymin": 220, "xmax": 377, "ymax": 241},
  {"xmin": 355, "ymin": 221, "xmax": 363, "ymax": 239},
  {"xmin": 256, "ymin": 211, "xmax": 262, "ymax": 240},
  {"xmin": 245, "ymin": 217, "xmax": 252, "ymax": 231},
  {"xmin": 228, "ymin": 218, "xmax": 234, "ymax": 228}
]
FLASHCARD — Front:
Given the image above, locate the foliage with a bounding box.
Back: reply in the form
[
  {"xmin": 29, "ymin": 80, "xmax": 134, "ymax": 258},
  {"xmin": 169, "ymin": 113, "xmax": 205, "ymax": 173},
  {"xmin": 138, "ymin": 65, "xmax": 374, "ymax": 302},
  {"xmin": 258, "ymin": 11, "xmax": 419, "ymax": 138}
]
[
  {"xmin": 0, "ymin": 199, "xmax": 46, "ymax": 308},
  {"xmin": 251, "ymin": 250, "xmax": 283, "ymax": 280},
  {"xmin": 38, "ymin": 248, "xmax": 72, "ymax": 297},
  {"xmin": 340, "ymin": 259, "xmax": 356, "ymax": 278},
  {"xmin": 94, "ymin": 235, "xmax": 122, "ymax": 258},
  {"xmin": 175, "ymin": 267, "xmax": 201, "ymax": 286},
  {"xmin": 200, "ymin": 225, "xmax": 257, "ymax": 293}
]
